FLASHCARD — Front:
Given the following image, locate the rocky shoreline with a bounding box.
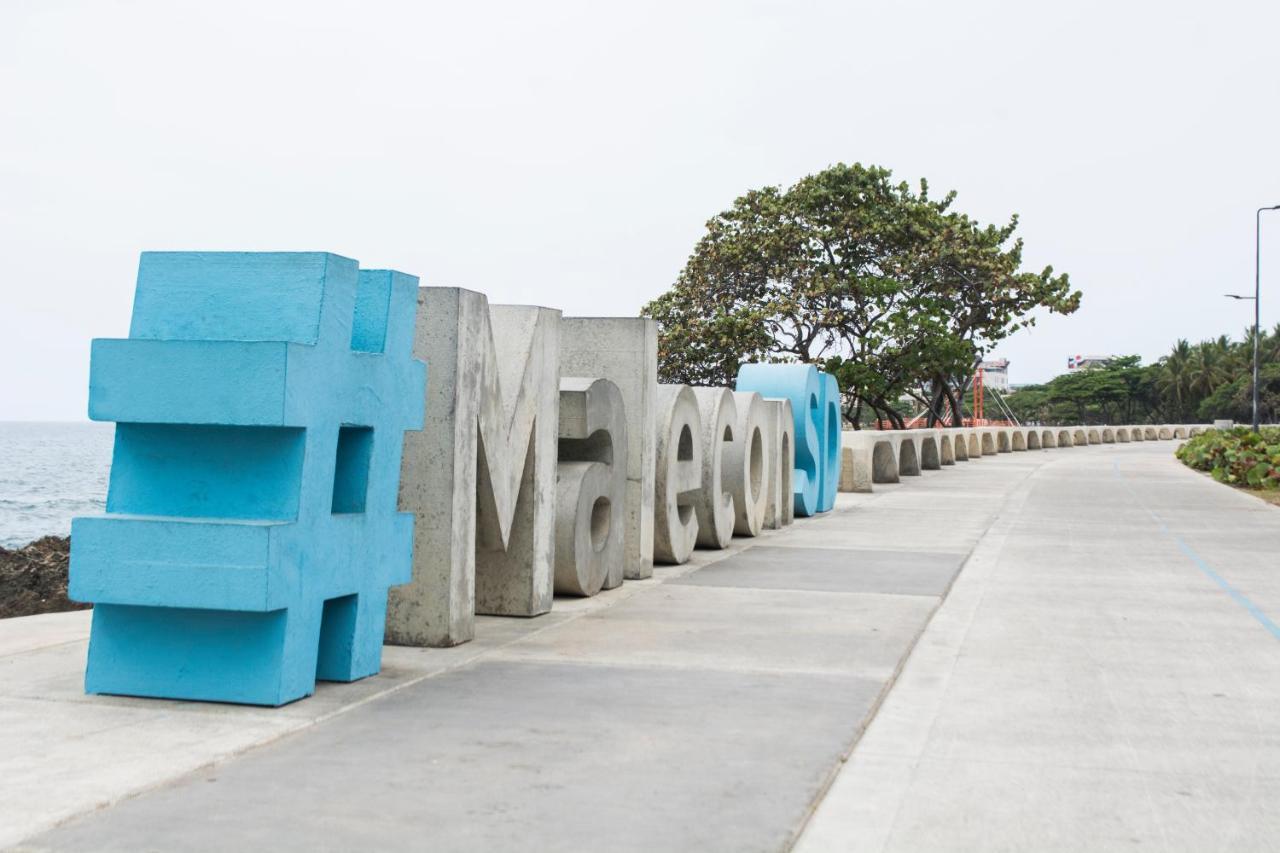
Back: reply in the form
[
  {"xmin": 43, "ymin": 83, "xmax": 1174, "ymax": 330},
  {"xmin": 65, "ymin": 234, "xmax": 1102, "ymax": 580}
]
[{"xmin": 0, "ymin": 536, "xmax": 87, "ymax": 619}]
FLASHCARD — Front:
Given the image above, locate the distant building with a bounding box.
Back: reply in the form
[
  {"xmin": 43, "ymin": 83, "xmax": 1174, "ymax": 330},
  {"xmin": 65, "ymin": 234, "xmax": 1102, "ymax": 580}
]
[
  {"xmin": 1067, "ymin": 354, "xmax": 1113, "ymax": 371},
  {"xmin": 979, "ymin": 358, "xmax": 1010, "ymax": 392}
]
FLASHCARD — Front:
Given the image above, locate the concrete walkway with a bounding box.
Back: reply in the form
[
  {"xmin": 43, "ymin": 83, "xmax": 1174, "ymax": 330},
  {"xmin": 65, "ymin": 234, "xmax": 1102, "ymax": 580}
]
[
  {"xmin": 798, "ymin": 441, "xmax": 1280, "ymax": 852},
  {"xmin": 7, "ymin": 442, "xmax": 1278, "ymax": 851},
  {"xmin": 5, "ymin": 448, "xmax": 1028, "ymax": 852}
]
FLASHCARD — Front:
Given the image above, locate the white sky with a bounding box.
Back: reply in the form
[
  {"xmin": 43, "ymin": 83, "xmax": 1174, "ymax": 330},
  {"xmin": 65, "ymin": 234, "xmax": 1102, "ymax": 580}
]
[{"xmin": 3, "ymin": 0, "xmax": 1278, "ymax": 420}]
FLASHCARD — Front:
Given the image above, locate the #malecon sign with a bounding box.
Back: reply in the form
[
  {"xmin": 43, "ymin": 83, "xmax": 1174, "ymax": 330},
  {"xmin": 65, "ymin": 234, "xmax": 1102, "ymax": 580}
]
[{"xmin": 70, "ymin": 251, "xmax": 834, "ymax": 705}]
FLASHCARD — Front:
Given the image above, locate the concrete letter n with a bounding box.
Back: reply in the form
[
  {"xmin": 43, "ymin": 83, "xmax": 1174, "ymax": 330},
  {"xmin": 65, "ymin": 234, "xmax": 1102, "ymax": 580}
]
[
  {"xmin": 692, "ymin": 388, "xmax": 737, "ymax": 549},
  {"xmin": 816, "ymin": 371, "xmax": 841, "ymax": 513}
]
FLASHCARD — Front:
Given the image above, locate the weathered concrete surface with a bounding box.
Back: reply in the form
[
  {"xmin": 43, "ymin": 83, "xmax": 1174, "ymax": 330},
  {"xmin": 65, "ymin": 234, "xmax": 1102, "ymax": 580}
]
[
  {"xmin": 842, "ymin": 428, "xmax": 985, "ymax": 494},
  {"xmin": 839, "ymin": 425, "xmax": 1197, "ymax": 495},
  {"xmin": 728, "ymin": 391, "xmax": 770, "ymax": 537},
  {"xmin": 937, "ymin": 431, "xmax": 956, "ymax": 464},
  {"xmin": 839, "ymin": 430, "xmax": 890, "ymax": 493},
  {"xmin": 760, "ymin": 398, "xmax": 795, "ymax": 530},
  {"xmin": 798, "ymin": 441, "xmax": 1280, "ymax": 852},
  {"xmin": 653, "ymin": 384, "xmax": 702, "ymax": 564},
  {"xmin": 877, "ymin": 429, "xmax": 941, "ymax": 470},
  {"xmin": 842, "ymin": 428, "xmax": 990, "ymax": 494},
  {"xmin": 559, "ymin": 318, "xmax": 658, "ymax": 580},
  {"xmin": 893, "ymin": 431, "xmax": 923, "ymax": 475},
  {"xmin": 692, "ymin": 387, "xmax": 737, "ymax": 549},
  {"xmin": 391, "ymin": 289, "xmax": 560, "ymax": 646},
  {"xmin": 0, "ymin": 608, "xmax": 574, "ymax": 850},
  {"xmin": 674, "ymin": 546, "xmax": 964, "ymax": 597},
  {"xmin": 9, "ymin": 441, "xmax": 1261, "ymax": 851},
  {"xmin": 554, "ymin": 377, "xmax": 626, "ymax": 595},
  {"xmin": 11, "ymin": 454, "xmax": 1033, "ymax": 852}
]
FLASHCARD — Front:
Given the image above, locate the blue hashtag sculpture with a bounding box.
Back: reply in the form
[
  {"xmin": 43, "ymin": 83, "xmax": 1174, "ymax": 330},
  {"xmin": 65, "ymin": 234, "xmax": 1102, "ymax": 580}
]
[
  {"xmin": 736, "ymin": 363, "xmax": 841, "ymax": 516},
  {"xmin": 70, "ymin": 252, "xmax": 426, "ymax": 706}
]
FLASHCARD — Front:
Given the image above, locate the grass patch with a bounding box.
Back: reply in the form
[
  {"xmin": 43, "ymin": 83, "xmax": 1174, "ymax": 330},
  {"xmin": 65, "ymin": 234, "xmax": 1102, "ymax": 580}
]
[{"xmin": 1237, "ymin": 486, "xmax": 1280, "ymax": 508}]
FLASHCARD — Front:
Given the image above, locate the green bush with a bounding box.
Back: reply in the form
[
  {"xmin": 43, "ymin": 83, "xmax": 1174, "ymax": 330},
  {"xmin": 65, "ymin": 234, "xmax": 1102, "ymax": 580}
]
[{"xmin": 1176, "ymin": 427, "xmax": 1280, "ymax": 489}]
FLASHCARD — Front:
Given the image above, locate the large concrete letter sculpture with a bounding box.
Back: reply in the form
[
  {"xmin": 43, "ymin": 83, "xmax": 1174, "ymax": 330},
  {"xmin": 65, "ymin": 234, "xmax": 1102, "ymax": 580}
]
[
  {"xmin": 737, "ymin": 363, "xmax": 842, "ymax": 516},
  {"xmin": 70, "ymin": 252, "xmax": 425, "ymax": 706},
  {"xmin": 728, "ymin": 391, "xmax": 770, "ymax": 537},
  {"xmin": 692, "ymin": 388, "xmax": 737, "ymax": 549},
  {"xmin": 555, "ymin": 378, "xmax": 627, "ymax": 596},
  {"xmin": 654, "ymin": 384, "xmax": 702, "ymax": 563},
  {"xmin": 760, "ymin": 398, "xmax": 795, "ymax": 529},
  {"xmin": 559, "ymin": 318, "xmax": 657, "ymax": 580},
  {"xmin": 391, "ymin": 288, "xmax": 560, "ymax": 647},
  {"xmin": 817, "ymin": 371, "xmax": 842, "ymax": 512}
]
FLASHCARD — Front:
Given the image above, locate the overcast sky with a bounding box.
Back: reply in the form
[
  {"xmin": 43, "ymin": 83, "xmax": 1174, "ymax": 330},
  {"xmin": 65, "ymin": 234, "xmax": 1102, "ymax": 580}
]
[{"xmin": 3, "ymin": 0, "xmax": 1278, "ymax": 421}]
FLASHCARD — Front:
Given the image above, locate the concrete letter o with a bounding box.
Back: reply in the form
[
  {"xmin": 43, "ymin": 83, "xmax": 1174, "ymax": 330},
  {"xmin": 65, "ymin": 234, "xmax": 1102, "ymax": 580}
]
[
  {"xmin": 728, "ymin": 391, "xmax": 770, "ymax": 537},
  {"xmin": 692, "ymin": 387, "xmax": 738, "ymax": 549}
]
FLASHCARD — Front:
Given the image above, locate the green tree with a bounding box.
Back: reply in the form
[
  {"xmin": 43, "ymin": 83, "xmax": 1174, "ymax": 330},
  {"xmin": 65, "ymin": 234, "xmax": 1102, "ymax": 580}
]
[
  {"xmin": 1001, "ymin": 356, "xmax": 1157, "ymax": 426},
  {"xmin": 1004, "ymin": 383, "xmax": 1051, "ymax": 423},
  {"xmin": 1156, "ymin": 339, "xmax": 1194, "ymax": 421},
  {"xmin": 1197, "ymin": 363, "xmax": 1280, "ymax": 423},
  {"xmin": 1187, "ymin": 337, "xmax": 1231, "ymax": 399},
  {"xmin": 913, "ymin": 212, "xmax": 1080, "ymax": 424},
  {"xmin": 642, "ymin": 163, "xmax": 1080, "ymax": 428}
]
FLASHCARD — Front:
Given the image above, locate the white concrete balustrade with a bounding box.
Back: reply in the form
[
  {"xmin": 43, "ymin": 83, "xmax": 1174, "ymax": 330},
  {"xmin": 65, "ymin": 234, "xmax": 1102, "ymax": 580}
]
[{"xmin": 839, "ymin": 424, "xmax": 1208, "ymax": 493}]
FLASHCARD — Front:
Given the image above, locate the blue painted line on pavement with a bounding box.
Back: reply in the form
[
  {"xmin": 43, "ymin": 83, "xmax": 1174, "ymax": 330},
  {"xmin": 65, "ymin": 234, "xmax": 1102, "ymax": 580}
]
[{"xmin": 1113, "ymin": 459, "xmax": 1280, "ymax": 640}]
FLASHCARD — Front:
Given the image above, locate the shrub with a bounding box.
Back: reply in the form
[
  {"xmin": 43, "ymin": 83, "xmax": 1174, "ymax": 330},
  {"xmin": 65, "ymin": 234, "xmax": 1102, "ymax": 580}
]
[{"xmin": 1176, "ymin": 427, "xmax": 1280, "ymax": 489}]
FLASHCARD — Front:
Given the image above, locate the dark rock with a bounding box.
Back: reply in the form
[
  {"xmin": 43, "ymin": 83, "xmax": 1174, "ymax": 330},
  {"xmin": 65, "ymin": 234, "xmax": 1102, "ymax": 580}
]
[{"xmin": 0, "ymin": 536, "xmax": 89, "ymax": 619}]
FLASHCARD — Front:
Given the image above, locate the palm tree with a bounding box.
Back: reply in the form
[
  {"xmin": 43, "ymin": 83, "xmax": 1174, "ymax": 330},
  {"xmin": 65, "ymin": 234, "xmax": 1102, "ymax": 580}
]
[
  {"xmin": 1157, "ymin": 339, "xmax": 1193, "ymax": 419},
  {"xmin": 1188, "ymin": 339, "xmax": 1229, "ymax": 401},
  {"xmin": 1265, "ymin": 323, "xmax": 1280, "ymax": 365},
  {"xmin": 1212, "ymin": 334, "xmax": 1242, "ymax": 375}
]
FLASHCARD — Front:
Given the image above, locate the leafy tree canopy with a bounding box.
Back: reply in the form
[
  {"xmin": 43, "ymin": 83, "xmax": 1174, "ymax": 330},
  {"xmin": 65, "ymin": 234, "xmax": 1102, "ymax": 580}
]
[
  {"xmin": 642, "ymin": 163, "xmax": 1080, "ymax": 427},
  {"xmin": 1002, "ymin": 327, "xmax": 1280, "ymax": 427}
]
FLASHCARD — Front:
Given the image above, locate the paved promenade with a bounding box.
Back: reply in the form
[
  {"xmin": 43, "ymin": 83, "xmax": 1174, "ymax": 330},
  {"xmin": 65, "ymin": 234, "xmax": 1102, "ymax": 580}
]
[
  {"xmin": 799, "ymin": 441, "xmax": 1280, "ymax": 851},
  {"xmin": 4, "ymin": 441, "xmax": 1277, "ymax": 851}
]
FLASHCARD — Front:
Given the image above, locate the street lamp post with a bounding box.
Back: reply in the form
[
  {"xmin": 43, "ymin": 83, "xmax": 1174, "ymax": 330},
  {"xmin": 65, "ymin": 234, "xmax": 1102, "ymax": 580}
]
[
  {"xmin": 1254, "ymin": 206, "xmax": 1280, "ymax": 432},
  {"xmin": 1226, "ymin": 204, "xmax": 1280, "ymax": 433}
]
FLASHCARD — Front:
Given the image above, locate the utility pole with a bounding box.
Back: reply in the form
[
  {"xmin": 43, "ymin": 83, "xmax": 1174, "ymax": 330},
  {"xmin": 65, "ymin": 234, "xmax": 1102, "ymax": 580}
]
[{"xmin": 1230, "ymin": 205, "xmax": 1280, "ymax": 432}]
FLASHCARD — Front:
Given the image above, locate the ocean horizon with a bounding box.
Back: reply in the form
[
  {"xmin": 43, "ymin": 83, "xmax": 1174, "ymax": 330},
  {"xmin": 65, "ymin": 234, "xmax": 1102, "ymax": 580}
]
[{"xmin": 0, "ymin": 420, "xmax": 114, "ymax": 548}]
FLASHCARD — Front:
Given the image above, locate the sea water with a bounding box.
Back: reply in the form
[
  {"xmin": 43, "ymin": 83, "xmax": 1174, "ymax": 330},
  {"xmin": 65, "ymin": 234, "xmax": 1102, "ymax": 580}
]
[{"xmin": 0, "ymin": 422, "xmax": 114, "ymax": 548}]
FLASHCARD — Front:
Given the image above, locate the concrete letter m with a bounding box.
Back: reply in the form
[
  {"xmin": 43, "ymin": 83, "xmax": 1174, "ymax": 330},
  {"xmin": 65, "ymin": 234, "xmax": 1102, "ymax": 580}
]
[{"xmin": 391, "ymin": 288, "xmax": 561, "ymax": 647}]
